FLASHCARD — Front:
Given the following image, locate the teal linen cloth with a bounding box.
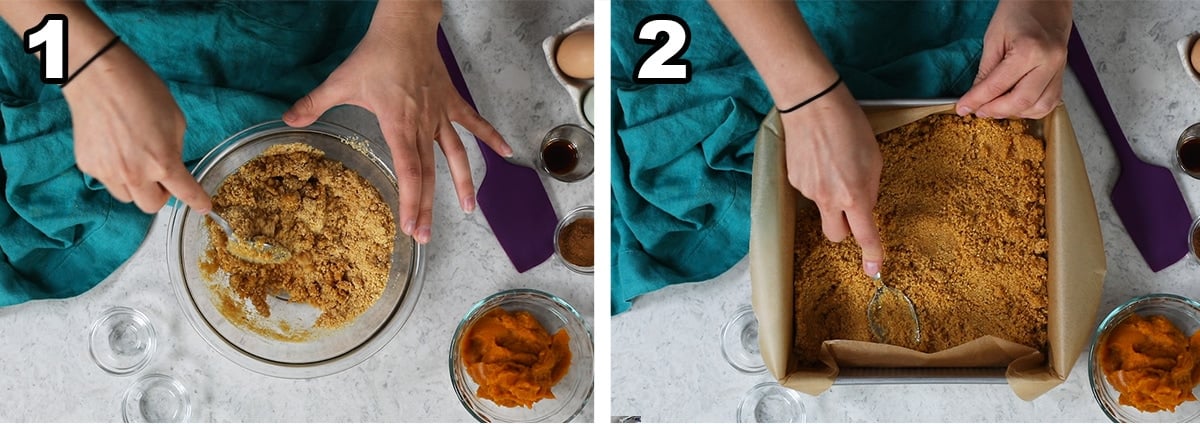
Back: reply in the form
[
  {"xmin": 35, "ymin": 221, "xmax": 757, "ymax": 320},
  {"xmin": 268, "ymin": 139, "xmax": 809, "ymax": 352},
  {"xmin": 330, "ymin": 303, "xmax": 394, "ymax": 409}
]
[
  {"xmin": 0, "ymin": 1, "xmax": 374, "ymax": 306},
  {"xmin": 611, "ymin": 1, "xmax": 997, "ymax": 314}
]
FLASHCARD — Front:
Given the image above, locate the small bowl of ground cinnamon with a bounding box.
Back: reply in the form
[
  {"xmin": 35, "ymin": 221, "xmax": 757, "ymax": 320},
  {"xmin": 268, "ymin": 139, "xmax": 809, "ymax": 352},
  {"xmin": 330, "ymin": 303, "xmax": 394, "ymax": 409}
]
[
  {"xmin": 554, "ymin": 206, "xmax": 594, "ymax": 274},
  {"xmin": 449, "ymin": 289, "xmax": 594, "ymax": 422},
  {"xmin": 1089, "ymin": 293, "xmax": 1200, "ymax": 422},
  {"xmin": 1189, "ymin": 215, "xmax": 1200, "ymax": 264}
]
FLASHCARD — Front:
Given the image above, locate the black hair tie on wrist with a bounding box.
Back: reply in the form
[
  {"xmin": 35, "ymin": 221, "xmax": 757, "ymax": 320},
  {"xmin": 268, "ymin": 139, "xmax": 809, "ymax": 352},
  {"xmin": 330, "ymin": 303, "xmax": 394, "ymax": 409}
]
[
  {"xmin": 61, "ymin": 35, "xmax": 122, "ymax": 88},
  {"xmin": 777, "ymin": 75, "xmax": 843, "ymax": 114}
]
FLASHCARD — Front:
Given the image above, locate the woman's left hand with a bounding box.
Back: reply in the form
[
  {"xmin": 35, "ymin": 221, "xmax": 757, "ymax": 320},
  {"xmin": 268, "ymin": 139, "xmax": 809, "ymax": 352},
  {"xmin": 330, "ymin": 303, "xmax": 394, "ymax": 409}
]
[
  {"xmin": 956, "ymin": 0, "xmax": 1073, "ymax": 119},
  {"xmin": 283, "ymin": 6, "xmax": 512, "ymax": 245}
]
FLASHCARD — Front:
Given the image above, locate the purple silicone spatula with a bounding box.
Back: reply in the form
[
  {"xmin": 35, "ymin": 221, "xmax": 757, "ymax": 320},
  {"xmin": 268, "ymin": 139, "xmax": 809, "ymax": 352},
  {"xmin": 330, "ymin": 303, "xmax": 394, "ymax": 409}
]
[
  {"xmin": 437, "ymin": 26, "xmax": 557, "ymax": 273},
  {"xmin": 1068, "ymin": 23, "xmax": 1192, "ymax": 272}
]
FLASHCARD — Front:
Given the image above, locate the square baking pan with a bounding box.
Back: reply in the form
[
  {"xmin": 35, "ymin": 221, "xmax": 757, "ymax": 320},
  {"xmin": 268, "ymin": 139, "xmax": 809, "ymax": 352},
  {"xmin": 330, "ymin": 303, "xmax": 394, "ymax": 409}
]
[{"xmin": 748, "ymin": 99, "xmax": 1106, "ymax": 399}]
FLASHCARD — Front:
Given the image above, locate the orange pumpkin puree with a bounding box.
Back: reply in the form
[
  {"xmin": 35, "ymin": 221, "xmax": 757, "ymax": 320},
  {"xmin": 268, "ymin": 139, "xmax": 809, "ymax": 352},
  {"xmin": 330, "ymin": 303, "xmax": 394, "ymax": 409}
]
[
  {"xmin": 1099, "ymin": 314, "xmax": 1200, "ymax": 413},
  {"xmin": 461, "ymin": 308, "xmax": 572, "ymax": 408}
]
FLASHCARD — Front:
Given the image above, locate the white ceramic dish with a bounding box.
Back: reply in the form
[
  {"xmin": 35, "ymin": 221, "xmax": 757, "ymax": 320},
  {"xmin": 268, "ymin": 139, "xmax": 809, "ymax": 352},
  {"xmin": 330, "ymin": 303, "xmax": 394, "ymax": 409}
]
[
  {"xmin": 1176, "ymin": 33, "xmax": 1200, "ymax": 88},
  {"xmin": 541, "ymin": 15, "xmax": 595, "ymax": 130}
]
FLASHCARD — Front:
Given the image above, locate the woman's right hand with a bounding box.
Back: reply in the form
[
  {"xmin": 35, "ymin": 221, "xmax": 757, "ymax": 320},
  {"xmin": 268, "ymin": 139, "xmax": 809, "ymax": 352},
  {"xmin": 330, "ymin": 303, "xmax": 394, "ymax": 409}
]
[
  {"xmin": 780, "ymin": 84, "xmax": 885, "ymax": 277},
  {"xmin": 707, "ymin": 0, "xmax": 884, "ymax": 276},
  {"xmin": 61, "ymin": 41, "xmax": 212, "ymax": 214}
]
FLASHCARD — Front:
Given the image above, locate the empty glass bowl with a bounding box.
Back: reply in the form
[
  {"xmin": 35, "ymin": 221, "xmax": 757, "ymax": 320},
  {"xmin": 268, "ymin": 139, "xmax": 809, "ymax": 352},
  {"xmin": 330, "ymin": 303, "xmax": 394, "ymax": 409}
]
[
  {"xmin": 737, "ymin": 382, "xmax": 806, "ymax": 423},
  {"xmin": 722, "ymin": 305, "xmax": 766, "ymax": 374},
  {"xmin": 449, "ymin": 289, "xmax": 593, "ymax": 422},
  {"xmin": 89, "ymin": 307, "xmax": 156, "ymax": 375},
  {"xmin": 1089, "ymin": 293, "xmax": 1200, "ymax": 422},
  {"xmin": 122, "ymin": 374, "xmax": 191, "ymax": 423}
]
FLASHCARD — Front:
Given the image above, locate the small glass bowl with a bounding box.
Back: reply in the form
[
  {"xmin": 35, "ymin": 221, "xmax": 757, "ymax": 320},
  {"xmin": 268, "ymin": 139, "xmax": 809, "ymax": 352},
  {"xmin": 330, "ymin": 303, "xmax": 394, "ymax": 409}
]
[
  {"xmin": 449, "ymin": 289, "xmax": 594, "ymax": 422},
  {"xmin": 1188, "ymin": 216, "xmax": 1200, "ymax": 264},
  {"xmin": 536, "ymin": 124, "xmax": 594, "ymax": 183},
  {"xmin": 122, "ymin": 374, "xmax": 191, "ymax": 423},
  {"xmin": 89, "ymin": 307, "xmax": 156, "ymax": 375},
  {"xmin": 1089, "ymin": 293, "xmax": 1200, "ymax": 422},
  {"xmin": 1175, "ymin": 122, "xmax": 1200, "ymax": 180},
  {"xmin": 737, "ymin": 382, "xmax": 806, "ymax": 423},
  {"xmin": 554, "ymin": 206, "xmax": 594, "ymax": 275},
  {"xmin": 722, "ymin": 305, "xmax": 766, "ymax": 374}
]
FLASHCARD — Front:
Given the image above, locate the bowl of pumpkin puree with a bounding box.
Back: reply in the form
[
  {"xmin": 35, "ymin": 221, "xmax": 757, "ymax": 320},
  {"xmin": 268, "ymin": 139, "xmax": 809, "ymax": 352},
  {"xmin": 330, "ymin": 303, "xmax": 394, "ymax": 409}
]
[
  {"xmin": 450, "ymin": 289, "xmax": 593, "ymax": 422},
  {"xmin": 1090, "ymin": 293, "xmax": 1200, "ymax": 422}
]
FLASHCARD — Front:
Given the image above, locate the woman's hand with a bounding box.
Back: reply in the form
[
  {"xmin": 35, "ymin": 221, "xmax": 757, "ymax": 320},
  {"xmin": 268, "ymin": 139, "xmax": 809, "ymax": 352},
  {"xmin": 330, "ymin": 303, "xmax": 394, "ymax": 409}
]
[
  {"xmin": 283, "ymin": 3, "xmax": 512, "ymax": 245},
  {"xmin": 956, "ymin": 0, "xmax": 1073, "ymax": 119},
  {"xmin": 63, "ymin": 42, "xmax": 212, "ymax": 214},
  {"xmin": 781, "ymin": 84, "xmax": 885, "ymax": 277},
  {"xmin": 7, "ymin": 1, "xmax": 214, "ymax": 214},
  {"xmin": 709, "ymin": 0, "xmax": 884, "ymax": 275}
]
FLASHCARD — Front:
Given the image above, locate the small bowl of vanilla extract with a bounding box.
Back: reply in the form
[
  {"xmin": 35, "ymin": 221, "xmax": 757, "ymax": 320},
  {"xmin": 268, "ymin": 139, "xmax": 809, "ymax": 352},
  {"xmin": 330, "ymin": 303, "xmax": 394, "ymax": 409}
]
[
  {"xmin": 538, "ymin": 124, "xmax": 594, "ymax": 183},
  {"xmin": 1177, "ymin": 122, "xmax": 1200, "ymax": 180}
]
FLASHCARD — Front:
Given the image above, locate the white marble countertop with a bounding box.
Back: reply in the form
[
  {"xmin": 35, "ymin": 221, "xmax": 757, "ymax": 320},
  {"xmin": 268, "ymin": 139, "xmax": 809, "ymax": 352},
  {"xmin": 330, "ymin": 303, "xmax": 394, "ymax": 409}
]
[
  {"xmin": 0, "ymin": 0, "xmax": 594, "ymax": 421},
  {"xmin": 612, "ymin": 1, "xmax": 1200, "ymax": 422}
]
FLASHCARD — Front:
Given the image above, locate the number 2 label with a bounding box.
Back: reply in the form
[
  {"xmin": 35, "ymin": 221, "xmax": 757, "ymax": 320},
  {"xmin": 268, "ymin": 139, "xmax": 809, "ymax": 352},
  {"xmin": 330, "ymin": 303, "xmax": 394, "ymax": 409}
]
[
  {"xmin": 633, "ymin": 15, "xmax": 692, "ymax": 84},
  {"xmin": 24, "ymin": 14, "xmax": 68, "ymax": 84}
]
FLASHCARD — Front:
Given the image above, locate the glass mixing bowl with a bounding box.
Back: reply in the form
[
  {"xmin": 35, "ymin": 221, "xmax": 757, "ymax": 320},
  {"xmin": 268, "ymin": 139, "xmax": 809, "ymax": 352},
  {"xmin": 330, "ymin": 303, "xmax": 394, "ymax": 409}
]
[
  {"xmin": 449, "ymin": 289, "xmax": 594, "ymax": 422},
  {"xmin": 1089, "ymin": 293, "xmax": 1200, "ymax": 422},
  {"xmin": 168, "ymin": 120, "xmax": 424, "ymax": 379}
]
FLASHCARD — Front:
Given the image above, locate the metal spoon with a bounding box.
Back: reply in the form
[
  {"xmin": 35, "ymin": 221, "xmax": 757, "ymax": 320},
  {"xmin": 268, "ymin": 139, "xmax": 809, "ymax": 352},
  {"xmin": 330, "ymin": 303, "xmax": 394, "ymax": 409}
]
[
  {"xmin": 207, "ymin": 212, "xmax": 291, "ymax": 265},
  {"xmin": 866, "ymin": 271, "xmax": 921, "ymax": 347}
]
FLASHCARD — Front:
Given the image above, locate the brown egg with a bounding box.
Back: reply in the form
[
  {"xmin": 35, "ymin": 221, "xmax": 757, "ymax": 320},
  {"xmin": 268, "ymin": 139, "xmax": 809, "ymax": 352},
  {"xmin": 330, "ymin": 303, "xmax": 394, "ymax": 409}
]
[
  {"xmin": 556, "ymin": 29, "xmax": 594, "ymax": 80},
  {"xmin": 1191, "ymin": 38, "xmax": 1200, "ymax": 75}
]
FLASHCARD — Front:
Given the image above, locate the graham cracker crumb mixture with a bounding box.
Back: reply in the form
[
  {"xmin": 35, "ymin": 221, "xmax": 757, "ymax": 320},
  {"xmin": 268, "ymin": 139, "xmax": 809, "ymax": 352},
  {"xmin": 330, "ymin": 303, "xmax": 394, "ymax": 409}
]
[
  {"xmin": 793, "ymin": 114, "xmax": 1049, "ymax": 360},
  {"xmin": 869, "ymin": 287, "xmax": 918, "ymax": 343},
  {"xmin": 201, "ymin": 143, "xmax": 394, "ymax": 330},
  {"xmin": 213, "ymin": 284, "xmax": 313, "ymax": 342}
]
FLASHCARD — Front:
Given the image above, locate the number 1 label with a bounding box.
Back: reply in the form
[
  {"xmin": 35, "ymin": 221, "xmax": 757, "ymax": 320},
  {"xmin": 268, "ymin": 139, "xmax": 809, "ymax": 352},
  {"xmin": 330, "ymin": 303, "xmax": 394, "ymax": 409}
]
[
  {"xmin": 24, "ymin": 14, "xmax": 68, "ymax": 84},
  {"xmin": 633, "ymin": 15, "xmax": 692, "ymax": 84}
]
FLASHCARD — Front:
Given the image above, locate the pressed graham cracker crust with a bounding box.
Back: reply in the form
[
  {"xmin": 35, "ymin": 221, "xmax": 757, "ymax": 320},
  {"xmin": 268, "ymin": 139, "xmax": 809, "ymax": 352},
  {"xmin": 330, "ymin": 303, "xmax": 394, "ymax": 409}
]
[{"xmin": 793, "ymin": 114, "xmax": 1048, "ymax": 360}]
